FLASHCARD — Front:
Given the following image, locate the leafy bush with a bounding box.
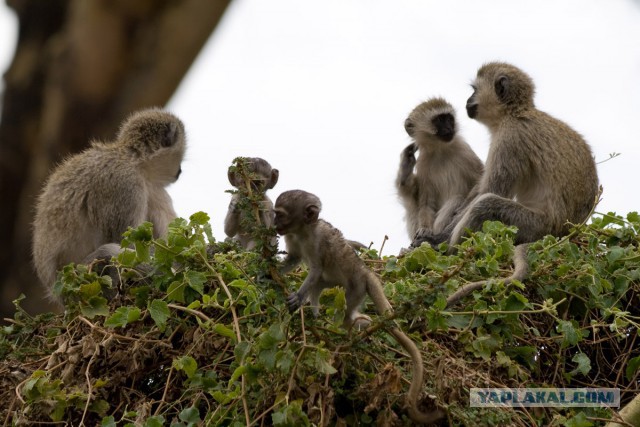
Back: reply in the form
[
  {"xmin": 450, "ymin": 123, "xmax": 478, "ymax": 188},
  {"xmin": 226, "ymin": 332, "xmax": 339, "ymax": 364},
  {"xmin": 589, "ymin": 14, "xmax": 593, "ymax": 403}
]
[{"xmin": 1, "ymin": 209, "xmax": 639, "ymax": 426}]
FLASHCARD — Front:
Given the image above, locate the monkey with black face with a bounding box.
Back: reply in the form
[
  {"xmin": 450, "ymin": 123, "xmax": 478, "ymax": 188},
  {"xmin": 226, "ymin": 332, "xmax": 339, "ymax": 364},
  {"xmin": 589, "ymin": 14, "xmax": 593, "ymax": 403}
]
[
  {"xmin": 224, "ymin": 157, "xmax": 279, "ymax": 250},
  {"xmin": 415, "ymin": 62, "xmax": 599, "ymax": 249},
  {"xmin": 398, "ymin": 98, "xmax": 483, "ymax": 245},
  {"xmin": 274, "ymin": 190, "xmax": 444, "ymax": 424},
  {"xmin": 33, "ymin": 108, "xmax": 186, "ymax": 301}
]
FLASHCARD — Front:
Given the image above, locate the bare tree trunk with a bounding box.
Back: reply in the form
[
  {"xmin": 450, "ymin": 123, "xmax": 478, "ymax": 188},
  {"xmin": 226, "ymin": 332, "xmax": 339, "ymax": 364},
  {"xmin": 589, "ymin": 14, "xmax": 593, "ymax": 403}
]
[{"xmin": 0, "ymin": 0, "xmax": 230, "ymax": 320}]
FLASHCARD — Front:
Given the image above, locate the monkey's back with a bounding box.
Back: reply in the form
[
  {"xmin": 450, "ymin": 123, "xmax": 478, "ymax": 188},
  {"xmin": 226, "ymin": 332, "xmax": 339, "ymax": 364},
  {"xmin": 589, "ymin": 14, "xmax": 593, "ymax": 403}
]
[
  {"xmin": 306, "ymin": 220, "xmax": 368, "ymax": 283},
  {"xmin": 492, "ymin": 110, "xmax": 598, "ymax": 233},
  {"xmin": 33, "ymin": 144, "xmax": 146, "ymax": 286}
]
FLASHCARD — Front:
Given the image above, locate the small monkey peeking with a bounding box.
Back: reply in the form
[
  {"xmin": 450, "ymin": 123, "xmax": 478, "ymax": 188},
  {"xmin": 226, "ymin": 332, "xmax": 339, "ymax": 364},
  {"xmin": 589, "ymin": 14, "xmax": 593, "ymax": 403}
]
[
  {"xmin": 274, "ymin": 189, "xmax": 444, "ymax": 424},
  {"xmin": 32, "ymin": 108, "xmax": 186, "ymax": 302},
  {"xmin": 224, "ymin": 157, "xmax": 279, "ymax": 250}
]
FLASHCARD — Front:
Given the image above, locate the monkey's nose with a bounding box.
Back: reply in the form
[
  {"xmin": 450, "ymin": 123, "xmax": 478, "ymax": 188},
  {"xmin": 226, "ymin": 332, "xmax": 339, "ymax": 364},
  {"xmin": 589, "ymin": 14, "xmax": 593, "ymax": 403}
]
[{"xmin": 466, "ymin": 103, "xmax": 478, "ymax": 118}]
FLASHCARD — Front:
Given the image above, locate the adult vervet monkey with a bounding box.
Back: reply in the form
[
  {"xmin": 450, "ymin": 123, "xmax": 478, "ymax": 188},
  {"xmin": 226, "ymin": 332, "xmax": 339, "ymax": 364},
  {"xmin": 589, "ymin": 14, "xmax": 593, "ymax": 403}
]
[
  {"xmin": 33, "ymin": 108, "xmax": 186, "ymax": 301},
  {"xmin": 414, "ymin": 62, "xmax": 598, "ymax": 248},
  {"xmin": 397, "ymin": 98, "xmax": 483, "ymax": 244}
]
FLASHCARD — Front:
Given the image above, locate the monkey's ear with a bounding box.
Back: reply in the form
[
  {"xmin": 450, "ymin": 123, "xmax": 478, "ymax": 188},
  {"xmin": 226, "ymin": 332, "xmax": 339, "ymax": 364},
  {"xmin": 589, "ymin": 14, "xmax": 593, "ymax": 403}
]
[
  {"xmin": 303, "ymin": 204, "xmax": 320, "ymax": 224},
  {"xmin": 495, "ymin": 75, "xmax": 510, "ymax": 102},
  {"xmin": 268, "ymin": 169, "xmax": 279, "ymax": 189},
  {"xmin": 160, "ymin": 122, "xmax": 179, "ymax": 148}
]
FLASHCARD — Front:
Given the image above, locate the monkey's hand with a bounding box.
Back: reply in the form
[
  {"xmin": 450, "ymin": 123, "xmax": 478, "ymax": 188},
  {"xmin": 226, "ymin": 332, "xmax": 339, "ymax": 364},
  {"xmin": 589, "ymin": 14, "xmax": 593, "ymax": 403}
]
[
  {"xmin": 397, "ymin": 143, "xmax": 418, "ymax": 187},
  {"xmin": 402, "ymin": 142, "xmax": 418, "ymax": 159},
  {"xmin": 287, "ymin": 292, "xmax": 304, "ymax": 313},
  {"xmin": 411, "ymin": 228, "xmax": 445, "ymax": 249}
]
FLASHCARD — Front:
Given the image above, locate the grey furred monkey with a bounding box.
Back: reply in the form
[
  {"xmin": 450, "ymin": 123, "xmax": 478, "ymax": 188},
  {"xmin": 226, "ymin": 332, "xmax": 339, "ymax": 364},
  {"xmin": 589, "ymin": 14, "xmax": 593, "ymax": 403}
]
[
  {"xmin": 274, "ymin": 190, "xmax": 444, "ymax": 425},
  {"xmin": 224, "ymin": 157, "xmax": 279, "ymax": 250},
  {"xmin": 33, "ymin": 108, "xmax": 186, "ymax": 301},
  {"xmin": 397, "ymin": 98, "xmax": 483, "ymax": 245},
  {"xmin": 414, "ymin": 62, "xmax": 599, "ymax": 249}
]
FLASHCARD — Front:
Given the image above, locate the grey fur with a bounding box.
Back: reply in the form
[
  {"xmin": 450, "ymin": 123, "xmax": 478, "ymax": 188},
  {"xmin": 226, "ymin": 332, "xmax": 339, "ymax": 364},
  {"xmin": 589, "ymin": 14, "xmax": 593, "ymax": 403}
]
[
  {"xmin": 397, "ymin": 98, "xmax": 483, "ymax": 245},
  {"xmin": 33, "ymin": 108, "xmax": 186, "ymax": 301}
]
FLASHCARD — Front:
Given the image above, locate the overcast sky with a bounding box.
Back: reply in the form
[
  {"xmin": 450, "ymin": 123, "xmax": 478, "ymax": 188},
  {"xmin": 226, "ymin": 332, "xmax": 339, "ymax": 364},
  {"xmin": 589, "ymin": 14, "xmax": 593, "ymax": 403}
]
[{"xmin": 2, "ymin": 1, "xmax": 640, "ymax": 256}]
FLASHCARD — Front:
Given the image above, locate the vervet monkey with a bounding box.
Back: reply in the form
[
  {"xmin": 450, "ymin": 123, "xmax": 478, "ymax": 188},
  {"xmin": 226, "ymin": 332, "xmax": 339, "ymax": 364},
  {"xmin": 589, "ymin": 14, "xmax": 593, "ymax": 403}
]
[
  {"xmin": 414, "ymin": 62, "xmax": 599, "ymax": 249},
  {"xmin": 397, "ymin": 98, "xmax": 483, "ymax": 244},
  {"xmin": 224, "ymin": 157, "xmax": 279, "ymax": 250},
  {"xmin": 274, "ymin": 190, "xmax": 444, "ymax": 425},
  {"xmin": 33, "ymin": 108, "xmax": 186, "ymax": 300}
]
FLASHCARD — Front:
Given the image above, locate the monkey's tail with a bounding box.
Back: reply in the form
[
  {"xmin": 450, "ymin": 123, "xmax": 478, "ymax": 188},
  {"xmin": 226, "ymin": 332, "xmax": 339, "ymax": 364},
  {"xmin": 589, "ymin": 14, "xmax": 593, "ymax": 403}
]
[
  {"xmin": 446, "ymin": 243, "xmax": 529, "ymax": 308},
  {"xmin": 390, "ymin": 327, "xmax": 445, "ymax": 424},
  {"xmin": 366, "ymin": 273, "xmax": 445, "ymax": 424}
]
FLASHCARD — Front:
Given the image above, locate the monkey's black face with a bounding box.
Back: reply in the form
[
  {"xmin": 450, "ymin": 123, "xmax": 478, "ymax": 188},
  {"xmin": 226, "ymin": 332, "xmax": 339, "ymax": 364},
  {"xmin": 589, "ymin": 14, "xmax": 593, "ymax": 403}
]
[
  {"xmin": 274, "ymin": 209, "xmax": 292, "ymax": 235},
  {"xmin": 432, "ymin": 113, "xmax": 455, "ymax": 142},
  {"xmin": 466, "ymin": 93, "xmax": 478, "ymax": 119}
]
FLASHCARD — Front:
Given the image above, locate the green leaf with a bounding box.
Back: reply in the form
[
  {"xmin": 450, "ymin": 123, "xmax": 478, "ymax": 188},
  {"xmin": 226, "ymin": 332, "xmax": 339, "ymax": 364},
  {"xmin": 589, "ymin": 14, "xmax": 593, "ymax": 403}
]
[
  {"xmin": 276, "ymin": 350, "xmax": 295, "ymax": 373},
  {"xmin": 105, "ymin": 306, "xmax": 141, "ymax": 328},
  {"xmin": 101, "ymin": 416, "xmax": 117, "ymax": 427},
  {"xmin": 607, "ymin": 246, "xmax": 625, "ymax": 263},
  {"xmin": 425, "ymin": 307, "xmax": 449, "ymax": 331},
  {"xmin": 213, "ymin": 323, "xmax": 236, "ymax": 341},
  {"xmin": 185, "ymin": 270, "xmax": 207, "ymax": 295},
  {"xmin": 79, "ymin": 280, "xmax": 103, "ymax": 299},
  {"xmin": 503, "ymin": 292, "xmax": 528, "ymax": 311},
  {"xmin": 143, "ymin": 415, "xmax": 166, "ymax": 427},
  {"xmin": 116, "ymin": 248, "xmax": 137, "ymax": 267},
  {"xmin": 258, "ymin": 323, "xmax": 285, "ymax": 349},
  {"xmin": 189, "ymin": 211, "xmax": 210, "ymax": 226},
  {"xmin": 557, "ymin": 320, "xmax": 586, "ymax": 347},
  {"xmin": 179, "ymin": 407, "xmax": 201, "ymax": 424},
  {"xmin": 626, "ymin": 211, "xmax": 639, "ymax": 225},
  {"xmin": 167, "ymin": 280, "xmax": 186, "ymax": 303},
  {"xmin": 230, "ymin": 365, "xmax": 247, "ymax": 383},
  {"xmin": 432, "ymin": 295, "xmax": 447, "ymax": 310},
  {"xmin": 259, "ymin": 348, "xmax": 277, "ymax": 370},
  {"xmin": 626, "ymin": 356, "xmax": 640, "ymax": 381},
  {"xmin": 470, "ymin": 331, "xmax": 501, "ymax": 361},
  {"xmin": 446, "ymin": 314, "xmax": 481, "ymax": 329},
  {"xmin": 564, "ymin": 411, "xmax": 593, "ymax": 427},
  {"xmin": 314, "ymin": 348, "xmax": 337, "ymax": 375},
  {"xmin": 148, "ymin": 299, "xmax": 170, "ymax": 331},
  {"xmin": 570, "ymin": 352, "xmax": 591, "ymax": 377},
  {"xmin": 173, "ymin": 356, "xmax": 198, "ymax": 379},
  {"xmin": 81, "ymin": 296, "xmax": 110, "ymax": 319},
  {"xmin": 234, "ymin": 341, "xmax": 252, "ymax": 363}
]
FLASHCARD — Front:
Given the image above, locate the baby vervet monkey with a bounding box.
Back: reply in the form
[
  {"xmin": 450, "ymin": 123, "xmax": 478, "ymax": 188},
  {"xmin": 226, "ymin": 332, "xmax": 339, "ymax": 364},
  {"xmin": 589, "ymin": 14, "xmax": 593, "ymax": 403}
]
[
  {"xmin": 274, "ymin": 190, "xmax": 444, "ymax": 425},
  {"xmin": 397, "ymin": 98, "xmax": 483, "ymax": 246},
  {"xmin": 33, "ymin": 108, "xmax": 186, "ymax": 301},
  {"xmin": 224, "ymin": 157, "xmax": 279, "ymax": 251}
]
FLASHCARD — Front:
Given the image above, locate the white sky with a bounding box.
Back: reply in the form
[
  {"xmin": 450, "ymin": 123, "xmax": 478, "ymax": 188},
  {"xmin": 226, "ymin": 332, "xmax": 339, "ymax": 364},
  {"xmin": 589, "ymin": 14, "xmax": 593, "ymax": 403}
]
[{"xmin": 2, "ymin": 1, "xmax": 640, "ymax": 256}]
